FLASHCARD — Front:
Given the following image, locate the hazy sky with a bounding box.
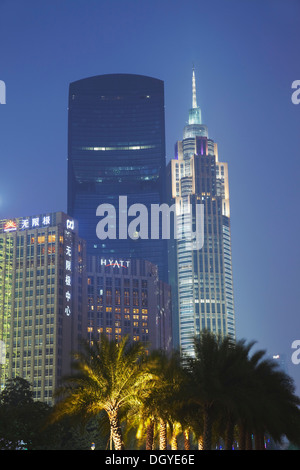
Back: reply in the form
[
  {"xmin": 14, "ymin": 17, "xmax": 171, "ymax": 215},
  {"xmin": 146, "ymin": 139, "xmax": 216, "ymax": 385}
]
[{"xmin": 1, "ymin": 0, "xmax": 300, "ymax": 391}]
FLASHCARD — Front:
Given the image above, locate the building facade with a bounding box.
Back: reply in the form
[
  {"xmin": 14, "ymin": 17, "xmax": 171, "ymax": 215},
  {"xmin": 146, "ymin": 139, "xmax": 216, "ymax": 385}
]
[
  {"xmin": 168, "ymin": 70, "xmax": 235, "ymax": 356},
  {"xmin": 86, "ymin": 256, "xmax": 172, "ymax": 353},
  {"xmin": 67, "ymin": 73, "xmax": 168, "ymax": 282},
  {"xmin": 0, "ymin": 212, "xmax": 87, "ymax": 404}
]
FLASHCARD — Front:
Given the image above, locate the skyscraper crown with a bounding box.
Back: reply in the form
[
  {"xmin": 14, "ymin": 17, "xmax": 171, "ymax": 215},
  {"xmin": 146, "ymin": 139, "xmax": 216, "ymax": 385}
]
[{"xmin": 188, "ymin": 67, "xmax": 201, "ymax": 125}]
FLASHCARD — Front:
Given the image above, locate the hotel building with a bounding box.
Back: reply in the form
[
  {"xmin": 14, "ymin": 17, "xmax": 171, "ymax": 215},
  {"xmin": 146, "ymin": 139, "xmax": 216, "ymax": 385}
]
[
  {"xmin": 86, "ymin": 256, "xmax": 172, "ymax": 353},
  {"xmin": 0, "ymin": 212, "xmax": 87, "ymax": 404}
]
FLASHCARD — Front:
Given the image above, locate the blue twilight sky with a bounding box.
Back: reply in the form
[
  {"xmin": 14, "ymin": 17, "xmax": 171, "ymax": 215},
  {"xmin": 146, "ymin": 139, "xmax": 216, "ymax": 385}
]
[{"xmin": 0, "ymin": 0, "xmax": 300, "ymax": 390}]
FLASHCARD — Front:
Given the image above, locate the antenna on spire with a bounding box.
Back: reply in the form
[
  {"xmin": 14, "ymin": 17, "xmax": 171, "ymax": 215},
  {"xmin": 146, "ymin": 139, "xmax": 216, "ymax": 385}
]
[
  {"xmin": 188, "ymin": 65, "xmax": 202, "ymax": 125},
  {"xmin": 192, "ymin": 65, "xmax": 197, "ymax": 109}
]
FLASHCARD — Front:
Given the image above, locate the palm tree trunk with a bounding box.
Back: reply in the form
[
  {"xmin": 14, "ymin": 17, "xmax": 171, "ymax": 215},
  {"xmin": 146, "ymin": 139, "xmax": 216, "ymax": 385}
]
[
  {"xmin": 183, "ymin": 429, "xmax": 190, "ymax": 450},
  {"xmin": 238, "ymin": 422, "xmax": 246, "ymax": 450},
  {"xmin": 171, "ymin": 432, "xmax": 178, "ymax": 450},
  {"xmin": 108, "ymin": 408, "xmax": 124, "ymax": 450},
  {"xmin": 146, "ymin": 421, "xmax": 154, "ymax": 450},
  {"xmin": 225, "ymin": 414, "xmax": 234, "ymax": 450},
  {"xmin": 255, "ymin": 432, "xmax": 265, "ymax": 450},
  {"xmin": 203, "ymin": 405, "xmax": 213, "ymax": 450},
  {"xmin": 159, "ymin": 419, "xmax": 167, "ymax": 450},
  {"xmin": 198, "ymin": 435, "xmax": 204, "ymax": 450},
  {"xmin": 245, "ymin": 432, "xmax": 252, "ymax": 450}
]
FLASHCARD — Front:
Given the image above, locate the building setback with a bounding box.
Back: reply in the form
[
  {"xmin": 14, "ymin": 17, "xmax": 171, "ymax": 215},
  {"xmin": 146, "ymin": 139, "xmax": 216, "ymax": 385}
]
[
  {"xmin": 67, "ymin": 73, "xmax": 168, "ymax": 282},
  {"xmin": 86, "ymin": 256, "xmax": 172, "ymax": 353},
  {"xmin": 0, "ymin": 212, "xmax": 87, "ymax": 404},
  {"xmin": 167, "ymin": 70, "xmax": 235, "ymax": 356}
]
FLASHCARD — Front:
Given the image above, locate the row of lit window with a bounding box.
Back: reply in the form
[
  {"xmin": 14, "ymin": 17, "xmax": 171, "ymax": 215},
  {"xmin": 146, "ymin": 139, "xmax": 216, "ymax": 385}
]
[
  {"xmin": 21, "ymin": 234, "xmax": 59, "ymax": 245},
  {"xmin": 99, "ymin": 327, "xmax": 146, "ymax": 341},
  {"xmin": 88, "ymin": 326, "xmax": 148, "ymax": 334},
  {"xmin": 90, "ymin": 306, "xmax": 147, "ymax": 314}
]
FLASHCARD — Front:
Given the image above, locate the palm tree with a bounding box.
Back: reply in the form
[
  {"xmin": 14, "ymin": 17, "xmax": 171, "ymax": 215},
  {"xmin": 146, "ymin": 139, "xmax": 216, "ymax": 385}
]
[
  {"xmin": 50, "ymin": 335, "xmax": 156, "ymax": 450},
  {"xmin": 184, "ymin": 331, "xmax": 268, "ymax": 450},
  {"xmin": 135, "ymin": 349, "xmax": 186, "ymax": 450},
  {"xmin": 184, "ymin": 330, "xmax": 239, "ymax": 450},
  {"xmin": 125, "ymin": 402, "xmax": 159, "ymax": 450},
  {"xmin": 218, "ymin": 338, "xmax": 259, "ymax": 450},
  {"xmin": 243, "ymin": 352, "xmax": 300, "ymax": 449},
  {"xmin": 213, "ymin": 338, "xmax": 300, "ymax": 450}
]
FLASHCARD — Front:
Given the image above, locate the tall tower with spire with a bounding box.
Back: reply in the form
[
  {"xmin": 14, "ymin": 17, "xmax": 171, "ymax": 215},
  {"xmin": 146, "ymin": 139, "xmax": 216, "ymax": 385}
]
[
  {"xmin": 189, "ymin": 67, "xmax": 201, "ymax": 124},
  {"xmin": 167, "ymin": 68, "xmax": 235, "ymax": 357}
]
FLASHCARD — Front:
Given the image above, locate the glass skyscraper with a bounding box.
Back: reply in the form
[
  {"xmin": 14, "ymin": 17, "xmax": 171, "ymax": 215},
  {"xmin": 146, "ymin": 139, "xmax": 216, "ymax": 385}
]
[
  {"xmin": 67, "ymin": 74, "xmax": 168, "ymax": 281},
  {"xmin": 168, "ymin": 69, "xmax": 235, "ymax": 356}
]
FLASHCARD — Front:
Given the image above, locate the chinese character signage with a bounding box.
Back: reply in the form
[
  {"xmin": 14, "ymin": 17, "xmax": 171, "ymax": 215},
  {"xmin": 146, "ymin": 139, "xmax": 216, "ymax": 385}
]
[
  {"xmin": 2, "ymin": 214, "xmax": 52, "ymax": 232},
  {"xmin": 64, "ymin": 232, "xmax": 73, "ymax": 317},
  {"xmin": 1, "ymin": 214, "xmax": 76, "ymax": 234}
]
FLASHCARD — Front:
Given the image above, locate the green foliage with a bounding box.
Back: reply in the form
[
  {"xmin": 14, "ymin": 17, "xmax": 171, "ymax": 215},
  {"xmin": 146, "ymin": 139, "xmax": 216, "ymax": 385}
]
[
  {"xmin": 184, "ymin": 330, "xmax": 300, "ymax": 450},
  {"xmin": 0, "ymin": 377, "xmax": 34, "ymax": 406},
  {"xmin": 0, "ymin": 378, "xmax": 56, "ymax": 449},
  {"xmin": 0, "ymin": 377, "xmax": 109, "ymax": 449},
  {"xmin": 50, "ymin": 335, "xmax": 157, "ymax": 449},
  {"xmin": 2, "ymin": 332, "xmax": 300, "ymax": 450}
]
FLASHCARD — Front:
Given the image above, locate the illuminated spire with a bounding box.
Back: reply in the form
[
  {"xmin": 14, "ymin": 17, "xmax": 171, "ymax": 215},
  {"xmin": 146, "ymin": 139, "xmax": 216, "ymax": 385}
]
[
  {"xmin": 192, "ymin": 66, "xmax": 197, "ymax": 109},
  {"xmin": 188, "ymin": 66, "xmax": 201, "ymax": 125}
]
